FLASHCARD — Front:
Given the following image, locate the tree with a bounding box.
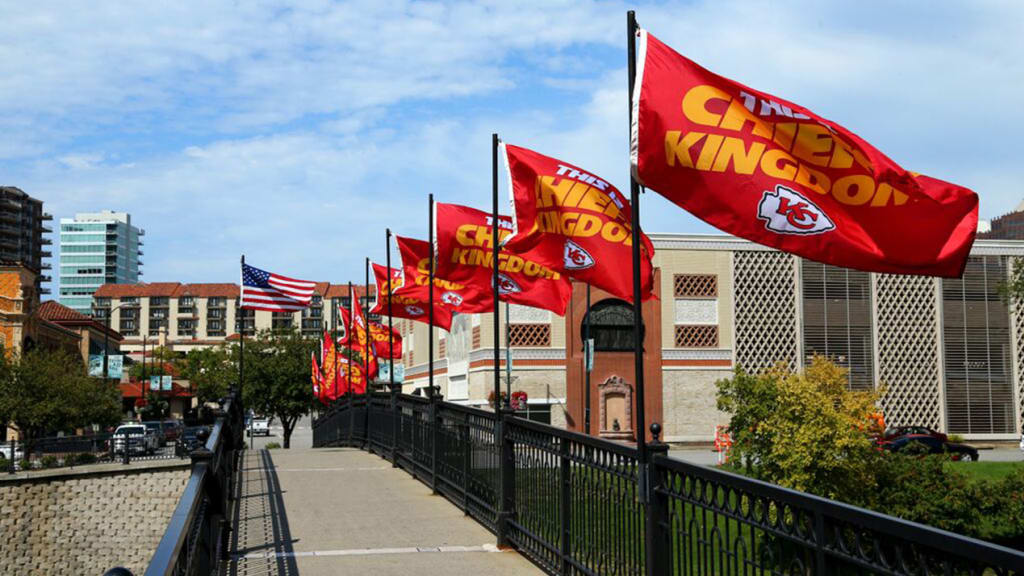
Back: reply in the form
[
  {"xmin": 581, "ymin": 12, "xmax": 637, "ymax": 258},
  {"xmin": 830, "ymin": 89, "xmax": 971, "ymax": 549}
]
[
  {"xmin": 242, "ymin": 329, "xmax": 317, "ymax": 449},
  {"xmin": 0, "ymin": 348, "xmax": 121, "ymax": 448},
  {"xmin": 177, "ymin": 345, "xmax": 236, "ymax": 404},
  {"xmin": 128, "ymin": 345, "xmax": 177, "ymax": 381},
  {"xmin": 716, "ymin": 357, "xmax": 883, "ymax": 504}
]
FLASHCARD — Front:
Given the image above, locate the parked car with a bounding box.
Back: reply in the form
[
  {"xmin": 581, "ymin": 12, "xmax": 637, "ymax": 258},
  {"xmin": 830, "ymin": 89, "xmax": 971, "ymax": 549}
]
[
  {"xmin": 247, "ymin": 418, "xmax": 270, "ymax": 437},
  {"xmin": 880, "ymin": 434, "xmax": 978, "ymax": 461},
  {"xmin": 161, "ymin": 420, "xmax": 184, "ymax": 444},
  {"xmin": 112, "ymin": 424, "xmax": 159, "ymax": 455},
  {"xmin": 0, "ymin": 443, "xmax": 23, "ymax": 461},
  {"xmin": 880, "ymin": 426, "xmax": 949, "ymax": 444},
  {"xmin": 142, "ymin": 421, "xmax": 168, "ymax": 447},
  {"xmin": 176, "ymin": 426, "xmax": 210, "ymax": 457}
]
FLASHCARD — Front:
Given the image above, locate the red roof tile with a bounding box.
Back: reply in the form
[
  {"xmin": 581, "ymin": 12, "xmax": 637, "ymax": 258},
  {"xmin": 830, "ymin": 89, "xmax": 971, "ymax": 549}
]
[{"xmin": 37, "ymin": 300, "xmax": 91, "ymax": 322}]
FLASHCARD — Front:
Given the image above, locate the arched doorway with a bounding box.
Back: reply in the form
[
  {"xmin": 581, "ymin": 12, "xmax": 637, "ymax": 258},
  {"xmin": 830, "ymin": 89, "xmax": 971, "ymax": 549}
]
[{"xmin": 565, "ymin": 278, "xmax": 663, "ymax": 441}]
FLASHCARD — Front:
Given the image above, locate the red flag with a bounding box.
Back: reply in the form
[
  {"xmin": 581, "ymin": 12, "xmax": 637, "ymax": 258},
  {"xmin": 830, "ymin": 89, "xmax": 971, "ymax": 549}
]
[
  {"xmin": 503, "ymin": 143, "xmax": 655, "ymax": 302},
  {"xmin": 337, "ymin": 355, "xmax": 367, "ymax": 395},
  {"xmin": 320, "ymin": 333, "xmax": 339, "ymax": 400},
  {"xmin": 340, "ymin": 296, "xmax": 379, "ymax": 381},
  {"xmin": 369, "ymin": 320, "xmax": 402, "ymax": 360},
  {"xmin": 369, "ymin": 239, "xmax": 459, "ymax": 331},
  {"xmin": 311, "ymin": 351, "xmax": 323, "ymax": 402},
  {"xmin": 631, "ymin": 29, "xmax": 978, "ymax": 277},
  {"xmin": 434, "ymin": 202, "xmax": 572, "ymax": 315}
]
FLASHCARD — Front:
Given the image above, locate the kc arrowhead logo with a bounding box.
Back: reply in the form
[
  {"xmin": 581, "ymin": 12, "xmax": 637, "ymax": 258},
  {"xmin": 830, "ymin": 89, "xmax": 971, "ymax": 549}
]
[
  {"xmin": 404, "ymin": 305, "xmax": 424, "ymax": 316},
  {"xmin": 563, "ymin": 239, "xmax": 595, "ymax": 270},
  {"xmin": 757, "ymin": 185, "xmax": 835, "ymax": 235},
  {"xmin": 441, "ymin": 291, "xmax": 463, "ymax": 307},
  {"xmin": 495, "ymin": 273, "xmax": 522, "ymax": 295}
]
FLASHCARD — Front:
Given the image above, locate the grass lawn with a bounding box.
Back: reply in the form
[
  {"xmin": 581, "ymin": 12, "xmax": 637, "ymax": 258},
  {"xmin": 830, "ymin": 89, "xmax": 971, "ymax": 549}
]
[{"xmin": 947, "ymin": 460, "xmax": 1024, "ymax": 482}]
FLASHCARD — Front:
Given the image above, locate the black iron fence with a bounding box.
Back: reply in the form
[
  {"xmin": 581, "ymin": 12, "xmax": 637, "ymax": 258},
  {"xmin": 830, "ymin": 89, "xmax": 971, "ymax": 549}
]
[
  {"xmin": 314, "ymin": 392, "xmax": 1024, "ymax": 576},
  {"xmin": 3, "ymin": 429, "xmax": 192, "ymax": 473},
  {"xmin": 103, "ymin": 390, "xmax": 244, "ymax": 576}
]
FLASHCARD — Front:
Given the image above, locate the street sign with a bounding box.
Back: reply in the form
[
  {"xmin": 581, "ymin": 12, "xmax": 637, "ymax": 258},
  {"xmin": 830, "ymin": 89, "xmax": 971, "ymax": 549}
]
[
  {"xmin": 584, "ymin": 338, "xmax": 595, "ymax": 373},
  {"xmin": 162, "ymin": 375, "xmax": 173, "ymax": 391},
  {"xmin": 88, "ymin": 355, "xmax": 103, "ymax": 377},
  {"xmin": 88, "ymin": 354, "xmax": 123, "ymax": 378},
  {"xmin": 150, "ymin": 375, "xmax": 161, "ymax": 391},
  {"xmin": 379, "ymin": 361, "xmax": 405, "ymax": 384}
]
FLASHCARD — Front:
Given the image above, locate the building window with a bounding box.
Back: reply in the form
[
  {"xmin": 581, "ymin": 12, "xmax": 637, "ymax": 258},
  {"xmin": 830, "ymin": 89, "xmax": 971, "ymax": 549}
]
[
  {"xmin": 801, "ymin": 261, "xmax": 873, "ymax": 390},
  {"xmin": 272, "ymin": 312, "xmax": 294, "ymax": 330},
  {"xmin": 207, "ymin": 319, "xmax": 225, "ymax": 337},
  {"xmin": 208, "ymin": 297, "xmax": 226, "ymax": 308},
  {"xmin": 942, "ymin": 256, "xmax": 1014, "ymax": 434},
  {"xmin": 519, "ymin": 403, "xmax": 552, "ymax": 425},
  {"xmin": 119, "ymin": 319, "xmax": 137, "ymax": 335},
  {"xmin": 674, "ymin": 325, "xmax": 719, "ymax": 348},
  {"xmin": 675, "ymin": 274, "xmax": 717, "ymax": 298},
  {"xmin": 178, "ymin": 296, "xmax": 194, "ymax": 314},
  {"xmin": 508, "ymin": 324, "xmax": 551, "ymax": 347},
  {"xmin": 150, "ymin": 297, "xmax": 169, "ymax": 307},
  {"xmin": 583, "ymin": 299, "xmax": 641, "ymax": 352},
  {"xmin": 235, "ymin": 309, "xmax": 255, "ymax": 336},
  {"xmin": 178, "ymin": 318, "xmax": 195, "ymax": 337},
  {"xmin": 149, "ymin": 318, "xmax": 168, "ymax": 336},
  {"xmin": 208, "ymin": 308, "xmax": 225, "ymax": 319}
]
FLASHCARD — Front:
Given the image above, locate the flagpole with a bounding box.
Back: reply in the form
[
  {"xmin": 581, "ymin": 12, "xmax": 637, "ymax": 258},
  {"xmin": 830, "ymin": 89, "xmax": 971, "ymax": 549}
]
[
  {"xmin": 428, "ymin": 193, "xmax": 435, "ymax": 399},
  {"xmin": 240, "ymin": 255, "xmax": 250, "ymax": 449},
  {"xmin": 627, "ymin": 9, "xmax": 647, "ymax": 460},
  {"xmin": 584, "ymin": 283, "xmax": 591, "ymax": 435},
  {"xmin": 365, "ymin": 257, "xmax": 371, "ymax": 394},
  {"xmin": 348, "ymin": 282, "xmax": 354, "ymax": 441},
  {"xmin": 386, "ymin": 229, "xmax": 395, "ymax": 392},
  {"xmin": 504, "ymin": 299, "xmax": 511, "ymax": 404},
  {"xmin": 492, "ymin": 134, "xmax": 502, "ymax": 412},
  {"xmin": 332, "ymin": 285, "xmax": 339, "ymax": 401}
]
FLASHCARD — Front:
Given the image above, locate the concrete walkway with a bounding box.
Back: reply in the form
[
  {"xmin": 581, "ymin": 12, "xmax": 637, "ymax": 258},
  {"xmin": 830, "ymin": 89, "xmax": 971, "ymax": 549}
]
[{"xmin": 223, "ymin": 446, "xmax": 541, "ymax": 576}]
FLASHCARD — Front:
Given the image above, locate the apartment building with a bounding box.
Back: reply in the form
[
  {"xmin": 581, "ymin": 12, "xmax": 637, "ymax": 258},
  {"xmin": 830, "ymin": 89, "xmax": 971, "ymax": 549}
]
[
  {"xmin": 0, "ymin": 187, "xmax": 52, "ymax": 295},
  {"xmin": 399, "ymin": 234, "xmax": 1024, "ymax": 443},
  {"xmin": 58, "ymin": 210, "xmax": 144, "ymax": 314},
  {"xmin": 92, "ymin": 282, "xmax": 378, "ymax": 356}
]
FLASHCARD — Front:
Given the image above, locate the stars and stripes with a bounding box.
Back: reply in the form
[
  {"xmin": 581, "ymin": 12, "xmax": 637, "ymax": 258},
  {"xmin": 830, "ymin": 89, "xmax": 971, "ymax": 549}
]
[{"xmin": 240, "ymin": 263, "xmax": 316, "ymax": 312}]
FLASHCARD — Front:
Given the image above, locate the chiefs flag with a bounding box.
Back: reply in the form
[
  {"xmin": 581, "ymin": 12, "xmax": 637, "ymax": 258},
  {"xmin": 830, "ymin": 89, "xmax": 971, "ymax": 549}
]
[
  {"xmin": 631, "ymin": 30, "xmax": 977, "ymax": 277},
  {"xmin": 340, "ymin": 296, "xmax": 378, "ymax": 380},
  {"xmin": 320, "ymin": 333, "xmax": 339, "ymax": 401},
  {"xmin": 336, "ymin": 355, "xmax": 367, "ymax": 395},
  {"xmin": 434, "ymin": 202, "xmax": 572, "ymax": 315},
  {"xmin": 503, "ymin": 143, "xmax": 655, "ymax": 301},
  {"xmin": 311, "ymin": 351, "xmax": 322, "ymax": 402},
  {"xmin": 369, "ymin": 238, "xmax": 459, "ymax": 331},
  {"xmin": 369, "ymin": 320, "xmax": 402, "ymax": 360}
]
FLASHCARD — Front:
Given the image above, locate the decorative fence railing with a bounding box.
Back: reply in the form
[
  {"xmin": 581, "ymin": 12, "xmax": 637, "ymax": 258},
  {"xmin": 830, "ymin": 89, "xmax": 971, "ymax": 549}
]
[
  {"xmin": 103, "ymin": 390, "xmax": 244, "ymax": 576},
  {"xmin": 314, "ymin": 392, "xmax": 1024, "ymax": 576}
]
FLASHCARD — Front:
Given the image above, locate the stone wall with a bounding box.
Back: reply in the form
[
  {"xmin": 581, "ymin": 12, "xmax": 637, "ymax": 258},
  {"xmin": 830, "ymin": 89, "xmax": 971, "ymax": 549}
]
[
  {"xmin": 662, "ymin": 369, "xmax": 731, "ymax": 442},
  {"xmin": 0, "ymin": 462, "xmax": 190, "ymax": 576}
]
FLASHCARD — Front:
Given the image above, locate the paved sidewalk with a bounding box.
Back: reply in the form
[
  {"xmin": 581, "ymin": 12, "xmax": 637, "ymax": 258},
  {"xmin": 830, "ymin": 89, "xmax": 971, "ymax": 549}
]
[{"xmin": 223, "ymin": 447, "xmax": 540, "ymax": 576}]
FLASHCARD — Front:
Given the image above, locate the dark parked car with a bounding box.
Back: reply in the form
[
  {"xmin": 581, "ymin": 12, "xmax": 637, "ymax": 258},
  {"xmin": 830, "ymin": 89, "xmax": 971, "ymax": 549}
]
[
  {"xmin": 880, "ymin": 434, "xmax": 978, "ymax": 461},
  {"xmin": 161, "ymin": 420, "xmax": 184, "ymax": 444},
  {"xmin": 142, "ymin": 421, "xmax": 167, "ymax": 447},
  {"xmin": 176, "ymin": 426, "xmax": 210, "ymax": 457},
  {"xmin": 880, "ymin": 426, "xmax": 949, "ymax": 444}
]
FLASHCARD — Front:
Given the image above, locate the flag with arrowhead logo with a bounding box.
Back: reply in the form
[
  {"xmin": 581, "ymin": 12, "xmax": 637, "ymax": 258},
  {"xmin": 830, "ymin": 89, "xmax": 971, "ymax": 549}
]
[
  {"xmin": 336, "ymin": 355, "xmax": 367, "ymax": 395},
  {"xmin": 311, "ymin": 351, "xmax": 323, "ymax": 402},
  {"xmin": 503, "ymin": 143, "xmax": 655, "ymax": 302},
  {"xmin": 434, "ymin": 202, "xmax": 572, "ymax": 315},
  {"xmin": 631, "ymin": 28, "xmax": 977, "ymax": 277},
  {"xmin": 367, "ymin": 240, "xmax": 456, "ymax": 331},
  {"xmin": 340, "ymin": 294, "xmax": 379, "ymax": 381},
  {"xmin": 320, "ymin": 332, "xmax": 339, "ymax": 401},
  {"xmin": 369, "ymin": 320, "xmax": 402, "ymax": 360}
]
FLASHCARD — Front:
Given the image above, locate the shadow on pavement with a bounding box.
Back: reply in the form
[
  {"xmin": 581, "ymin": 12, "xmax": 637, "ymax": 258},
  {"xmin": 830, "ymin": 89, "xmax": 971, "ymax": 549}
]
[{"xmin": 224, "ymin": 449, "xmax": 300, "ymax": 576}]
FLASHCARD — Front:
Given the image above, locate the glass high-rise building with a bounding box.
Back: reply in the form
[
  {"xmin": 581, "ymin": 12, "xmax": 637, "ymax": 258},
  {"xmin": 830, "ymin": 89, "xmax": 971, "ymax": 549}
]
[{"xmin": 59, "ymin": 211, "xmax": 144, "ymax": 314}]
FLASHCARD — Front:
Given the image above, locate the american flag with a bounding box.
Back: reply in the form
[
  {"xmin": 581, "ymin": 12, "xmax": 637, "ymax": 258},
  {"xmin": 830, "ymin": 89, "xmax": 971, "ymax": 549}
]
[{"xmin": 240, "ymin": 263, "xmax": 316, "ymax": 312}]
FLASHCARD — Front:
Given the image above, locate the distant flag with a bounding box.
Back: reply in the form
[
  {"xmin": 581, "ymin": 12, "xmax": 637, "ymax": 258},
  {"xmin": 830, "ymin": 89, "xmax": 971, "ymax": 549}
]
[
  {"xmin": 369, "ymin": 320, "xmax": 403, "ymax": 360},
  {"xmin": 321, "ymin": 332, "xmax": 338, "ymax": 401},
  {"xmin": 434, "ymin": 202, "xmax": 572, "ymax": 315},
  {"xmin": 311, "ymin": 351, "xmax": 323, "ymax": 402},
  {"xmin": 340, "ymin": 296, "xmax": 379, "ymax": 380},
  {"xmin": 240, "ymin": 263, "xmax": 317, "ymax": 311},
  {"xmin": 502, "ymin": 143, "xmax": 656, "ymax": 302},
  {"xmin": 369, "ymin": 242, "xmax": 455, "ymax": 331},
  {"xmin": 631, "ymin": 28, "xmax": 978, "ymax": 277}
]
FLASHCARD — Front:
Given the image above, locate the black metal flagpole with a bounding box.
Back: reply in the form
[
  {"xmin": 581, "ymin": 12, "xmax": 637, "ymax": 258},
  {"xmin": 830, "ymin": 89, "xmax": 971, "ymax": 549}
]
[
  {"xmin": 348, "ymin": 282, "xmax": 355, "ymax": 441},
  {"xmin": 240, "ymin": 255, "xmax": 250, "ymax": 448},
  {"xmin": 365, "ymin": 257, "xmax": 371, "ymax": 394},
  {"xmin": 627, "ymin": 9, "xmax": 648, "ymax": 463},
  {"xmin": 492, "ymin": 134, "xmax": 502, "ymax": 410},
  {"xmin": 332, "ymin": 286, "xmax": 339, "ymax": 401},
  {"xmin": 386, "ymin": 229, "xmax": 395, "ymax": 392},
  {"xmin": 584, "ymin": 283, "xmax": 592, "ymax": 435},
  {"xmin": 428, "ymin": 193, "xmax": 435, "ymax": 398}
]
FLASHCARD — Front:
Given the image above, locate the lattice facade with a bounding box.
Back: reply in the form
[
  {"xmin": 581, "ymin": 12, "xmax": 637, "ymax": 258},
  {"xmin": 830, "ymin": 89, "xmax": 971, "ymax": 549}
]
[
  {"xmin": 674, "ymin": 325, "xmax": 719, "ymax": 348},
  {"xmin": 674, "ymin": 274, "xmax": 717, "ymax": 298},
  {"xmin": 508, "ymin": 324, "xmax": 551, "ymax": 347},
  {"xmin": 875, "ymin": 274, "xmax": 942, "ymax": 429},
  {"xmin": 734, "ymin": 251, "xmax": 799, "ymax": 372},
  {"xmin": 1014, "ymin": 266, "xmax": 1024, "ymax": 432}
]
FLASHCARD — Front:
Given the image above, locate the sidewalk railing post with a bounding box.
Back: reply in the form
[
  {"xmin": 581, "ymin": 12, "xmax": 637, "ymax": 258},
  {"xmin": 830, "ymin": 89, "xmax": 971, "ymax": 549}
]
[
  {"xmin": 348, "ymin": 393, "xmax": 355, "ymax": 446},
  {"xmin": 461, "ymin": 419, "xmax": 470, "ymax": 514},
  {"xmin": 496, "ymin": 407, "xmax": 515, "ymax": 548},
  {"xmin": 391, "ymin": 388, "xmax": 400, "ymax": 465},
  {"xmin": 429, "ymin": 390, "xmax": 441, "ymax": 494},
  {"xmin": 559, "ymin": 435, "xmax": 571, "ymax": 575},
  {"xmin": 8, "ymin": 438, "xmax": 15, "ymax": 474},
  {"xmin": 645, "ymin": 423, "xmax": 670, "ymax": 576}
]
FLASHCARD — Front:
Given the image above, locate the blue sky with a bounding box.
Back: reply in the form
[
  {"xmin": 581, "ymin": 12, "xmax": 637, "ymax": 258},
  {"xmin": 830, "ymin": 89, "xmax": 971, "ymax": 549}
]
[{"xmin": 2, "ymin": 1, "xmax": 1021, "ymax": 290}]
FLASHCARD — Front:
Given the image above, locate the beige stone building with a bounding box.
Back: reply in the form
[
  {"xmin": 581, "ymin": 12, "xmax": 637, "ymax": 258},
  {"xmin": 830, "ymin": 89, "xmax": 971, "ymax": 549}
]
[{"xmin": 400, "ymin": 233, "xmax": 1024, "ymax": 443}]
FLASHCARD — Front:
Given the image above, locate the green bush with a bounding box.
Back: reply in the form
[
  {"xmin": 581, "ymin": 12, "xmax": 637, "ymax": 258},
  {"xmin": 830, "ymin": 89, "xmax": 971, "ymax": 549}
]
[
  {"xmin": 948, "ymin": 433, "xmax": 965, "ymax": 443},
  {"xmin": 39, "ymin": 455, "xmax": 59, "ymax": 469},
  {"xmin": 264, "ymin": 442, "xmax": 281, "ymax": 450},
  {"xmin": 18, "ymin": 458, "xmax": 32, "ymax": 470},
  {"xmin": 69, "ymin": 452, "xmax": 98, "ymax": 466}
]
